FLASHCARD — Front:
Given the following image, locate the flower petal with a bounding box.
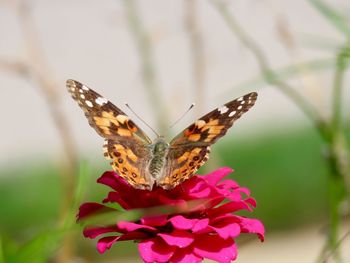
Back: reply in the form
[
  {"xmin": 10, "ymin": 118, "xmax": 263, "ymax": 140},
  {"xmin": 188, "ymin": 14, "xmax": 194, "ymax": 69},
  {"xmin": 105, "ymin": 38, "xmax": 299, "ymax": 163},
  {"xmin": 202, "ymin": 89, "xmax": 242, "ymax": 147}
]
[
  {"xmin": 83, "ymin": 225, "xmax": 120, "ymax": 238},
  {"xmin": 193, "ymin": 234, "xmax": 237, "ymax": 263},
  {"xmin": 138, "ymin": 238, "xmax": 176, "ymax": 263},
  {"xmin": 192, "ymin": 218, "xmax": 210, "ymax": 233},
  {"xmin": 97, "ymin": 232, "xmax": 150, "ymax": 254},
  {"xmin": 169, "ymin": 215, "xmax": 196, "ymax": 230},
  {"xmin": 97, "ymin": 236, "xmax": 120, "ymax": 254},
  {"xmin": 245, "ymin": 197, "xmax": 257, "ymax": 207},
  {"xmin": 169, "ymin": 215, "xmax": 209, "ymax": 233},
  {"xmin": 141, "ymin": 214, "xmax": 168, "ymax": 227},
  {"xmin": 158, "ymin": 230, "xmax": 194, "ymax": 248},
  {"xmin": 79, "ymin": 167, "xmax": 265, "ymax": 260},
  {"xmin": 203, "ymin": 167, "xmax": 233, "ymax": 185},
  {"xmin": 77, "ymin": 202, "xmax": 115, "ymax": 220},
  {"xmin": 97, "ymin": 171, "xmax": 130, "ymax": 191},
  {"xmin": 170, "ymin": 247, "xmax": 203, "ymax": 263},
  {"xmin": 235, "ymin": 216, "xmax": 265, "ymax": 241},
  {"xmin": 208, "ymin": 201, "xmax": 251, "ymax": 218},
  {"xmin": 117, "ymin": 221, "xmax": 156, "ymax": 232},
  {"xmin": 209, "ymin": 216, "xmax": 241, "ymax": 239}
]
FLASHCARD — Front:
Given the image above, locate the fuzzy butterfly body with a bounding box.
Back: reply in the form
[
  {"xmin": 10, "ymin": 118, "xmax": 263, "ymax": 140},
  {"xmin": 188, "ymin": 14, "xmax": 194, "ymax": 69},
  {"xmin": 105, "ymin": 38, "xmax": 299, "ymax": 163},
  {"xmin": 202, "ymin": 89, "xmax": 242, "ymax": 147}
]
[{"xmin": 67, "ymin": 79, "xmax": 257, "ymax": 190}]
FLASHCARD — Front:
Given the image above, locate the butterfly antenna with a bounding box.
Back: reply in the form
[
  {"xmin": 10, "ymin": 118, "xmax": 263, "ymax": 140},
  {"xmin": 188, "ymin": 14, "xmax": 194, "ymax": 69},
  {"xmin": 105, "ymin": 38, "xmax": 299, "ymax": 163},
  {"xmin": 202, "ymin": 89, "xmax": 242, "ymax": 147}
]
[
  {"xmin": 169, "ymin": 103, "xmax": 195, "ymax": 129},
  {"xmin": 125, "ymin": 103, "xmax": 160, "ymax": 137}
]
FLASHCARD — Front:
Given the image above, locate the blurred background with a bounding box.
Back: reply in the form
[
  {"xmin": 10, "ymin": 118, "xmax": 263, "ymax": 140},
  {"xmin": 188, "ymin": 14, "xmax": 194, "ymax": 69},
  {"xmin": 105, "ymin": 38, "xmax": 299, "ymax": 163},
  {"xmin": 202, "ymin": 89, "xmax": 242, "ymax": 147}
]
[{"xmin": 1, "ymin": 0, "xmax": 350, "ymax": 262}]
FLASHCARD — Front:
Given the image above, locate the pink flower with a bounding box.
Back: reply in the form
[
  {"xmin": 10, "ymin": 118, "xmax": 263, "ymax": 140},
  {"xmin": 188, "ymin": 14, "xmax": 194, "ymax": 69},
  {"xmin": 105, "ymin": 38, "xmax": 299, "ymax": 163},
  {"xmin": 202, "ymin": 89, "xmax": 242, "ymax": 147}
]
[{"xmin": 78, "ymin": 167, "xmax": 264, "ymax": 262}]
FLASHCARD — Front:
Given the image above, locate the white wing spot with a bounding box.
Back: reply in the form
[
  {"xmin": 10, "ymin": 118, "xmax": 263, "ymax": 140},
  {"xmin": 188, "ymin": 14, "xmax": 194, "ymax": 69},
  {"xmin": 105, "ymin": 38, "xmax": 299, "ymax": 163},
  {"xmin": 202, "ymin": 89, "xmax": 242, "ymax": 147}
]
[
  {"xmin": 70, "ymin": 87, "xmax": 75, "ymax": 92},
  {"xmin": 237, "ymin": 97, "xmax": 244, "ymax": 101},
  {"xmin": 238, "ymin": 105, "xmax": 243, "ymax": 110},
  {"xmin": 241, "ymin": 100, "xmax": 245, "ymax": 104},
  {"xmin": 116, "ymin": 114, "xmax": 129, "ymax": 123},
  {"xmin": 82, "ymin": 85, "xmax": 89, "ymax": 91},
  {"xmin": 85, "ymin": 100, "xmax": 93, "ymax": 107},
  {"xmin": 229, "ymin": 111, "xmax": 236, "ymax": 117},
  {"xmin": 79, "ymin": 89, "xmax": 84, "ymax": 93},
  {"xmin": 218, "ymin": 105, "xmax": 229, "ymax": 114},
  {"xmin": 80, "ymin": 94, "xmax": 85, "ymax": 99},
  {"xmin": 96, "ymin": 97, "xmax": 108, "ymax": 106},
  {"xmin": 195, "ymin": 120, "xmax": 206, "ymax": 128}
]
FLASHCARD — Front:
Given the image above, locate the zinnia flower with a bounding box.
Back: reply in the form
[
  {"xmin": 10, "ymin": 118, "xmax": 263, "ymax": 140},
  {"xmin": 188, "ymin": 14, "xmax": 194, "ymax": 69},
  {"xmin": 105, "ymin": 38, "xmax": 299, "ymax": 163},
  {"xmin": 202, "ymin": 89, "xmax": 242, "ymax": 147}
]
[{"xmin": 77, "ymin": 167, "xmax": 264, "ymax": 263}]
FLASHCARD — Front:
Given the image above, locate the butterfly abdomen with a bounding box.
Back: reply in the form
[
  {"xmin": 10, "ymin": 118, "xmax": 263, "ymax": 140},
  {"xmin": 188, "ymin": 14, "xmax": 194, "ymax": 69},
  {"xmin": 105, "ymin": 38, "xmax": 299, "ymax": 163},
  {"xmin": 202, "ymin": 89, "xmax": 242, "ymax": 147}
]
[{"xmin": 149, "ymin": 139, "xmax": 169, "ymax": 179}]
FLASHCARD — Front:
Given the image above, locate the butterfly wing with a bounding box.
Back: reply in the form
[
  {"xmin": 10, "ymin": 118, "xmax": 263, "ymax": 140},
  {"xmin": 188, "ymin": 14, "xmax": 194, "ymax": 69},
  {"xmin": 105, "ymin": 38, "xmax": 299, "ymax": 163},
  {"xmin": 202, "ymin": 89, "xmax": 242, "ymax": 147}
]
[
  {"xmin": 66, "ymin": 79, "xmax": 154, "ymax": 190},
  {"xmin": 158, "ymin": 92, "xmax": 257, "ymax": 189}
]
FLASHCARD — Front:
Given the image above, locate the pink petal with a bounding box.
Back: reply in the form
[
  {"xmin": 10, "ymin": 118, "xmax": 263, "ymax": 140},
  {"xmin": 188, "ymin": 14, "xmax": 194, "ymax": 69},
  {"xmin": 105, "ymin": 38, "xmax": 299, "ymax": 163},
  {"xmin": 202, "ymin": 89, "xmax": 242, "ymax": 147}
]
[
  {"xmin": 187, "ymin": 184, "xmax": 212, "ymax": 199},
  {"xmin": 98, "ymin": 172, "xmax": 160, "ymax": 209},
  {"xmin": 169, "ymin": 215, "xmax": 196, "ymax": 230},
  {"xmin": 203, "ymin": 167, "xmax": 233, "ymax": 185},
  {"xmin": 97, "ymin": 232, "xmax": 150, "ymax": 254},
  {"xmin": 208, "ymin": 201, "xmax": 251, "ymax": 218},
  {"xmin": 138, "ymin": 238, "xmax": 176, "ymax": 263},
  {"xmin": 192, "ymin": 218, "xmax": 210, "ymax": 232},
  {"xmin": 170, "ymin": 247, "xmax": 203, "ymax": 263},
  {"xmin": 193, "ymin": 234, "xmax": 237, "ymax": 263},
  {"xmin": 238, "ymin": 187, "xmax": 251, "ymax": 196},
  {"xmin": 77, "ymin": 202, "xmax": 115, "ymax": 220},
  {"xmin": 218, "ymin": 178, "xmax": 239, "ymax": 189},
  {"xmin": 209, "ymin": 216, "xmax": 241, "ymax": 239},
  {"xmin": 83, "ymin": 225, "xmax": 120, "ymax": 238},
  {"xmin": 97, "ymin": 236, "xmax": 120, "ymax": 253},
  {"xmin": 177, "ymin": 177, "xmax": 213, "ymax": 198},
  {"xmin": 169, "ymin": 215, "xmax": 209, "ymax": 233},
  {"xmin": 245, "ymin": 197, "xmax": 257, "ymax": 207},
  {"xmin": 103, "ymin": 191, "xmax": 130, "ymax": 209},
  {"xmin": 158, "ymin": 230, "xmax": 194, "ymax": 248},
  {"xmin": 141, "ymin": 215, "xmax": 168, "ymax": 227},
  {"xmin": 117, "ymin": 221, "xmax": 156, "ymax": 232},
  {"xmin": 235, "ymin": 216, "xmax": 265, "ymax": 241},
  {"xmin": 97, "ymin": 171, "xmax": 131, "ymax": 191}
]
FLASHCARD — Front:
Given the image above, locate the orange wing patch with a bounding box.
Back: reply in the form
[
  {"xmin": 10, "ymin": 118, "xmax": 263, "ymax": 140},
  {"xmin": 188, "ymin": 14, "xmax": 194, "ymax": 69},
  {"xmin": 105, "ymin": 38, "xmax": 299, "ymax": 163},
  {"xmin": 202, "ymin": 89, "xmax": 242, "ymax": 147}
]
[
  {"xmin": 184, "ymin": 118, "xmax": 225, "ymax": 143},
  {"xmin": 104, "ymin": 141, "xmax": 147, "ymax": 188},
  {"xmin": 159, "ymin": 146, "xmax": 210, "ymax": 189},
  {"xmin": 93, "ymin": 112, "xmax": 138, "ymax": 137}
]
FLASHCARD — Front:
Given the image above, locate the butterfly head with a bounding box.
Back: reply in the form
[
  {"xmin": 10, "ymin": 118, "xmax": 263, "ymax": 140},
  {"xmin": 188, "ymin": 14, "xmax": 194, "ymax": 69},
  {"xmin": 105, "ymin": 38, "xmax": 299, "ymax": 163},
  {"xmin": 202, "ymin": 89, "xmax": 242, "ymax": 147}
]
[{"xmin": 152, "ymin": 137, "xmax": 169, "ymax": 155}]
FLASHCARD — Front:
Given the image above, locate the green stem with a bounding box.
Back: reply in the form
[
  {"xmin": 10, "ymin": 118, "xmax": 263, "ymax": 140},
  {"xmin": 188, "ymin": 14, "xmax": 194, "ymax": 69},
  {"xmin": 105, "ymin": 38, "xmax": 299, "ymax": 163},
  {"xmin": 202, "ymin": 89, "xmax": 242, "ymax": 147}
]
[
  {"xmin": 332, "ymin": 52, "xmax": 346, "ymax": 133},
  {"xmin": 327, "ymin": 173, "xmax": 343, "ymax": 261},
  {"xmin": 324, "ymin": 48, "xmax": 350, "ymax": 261}
]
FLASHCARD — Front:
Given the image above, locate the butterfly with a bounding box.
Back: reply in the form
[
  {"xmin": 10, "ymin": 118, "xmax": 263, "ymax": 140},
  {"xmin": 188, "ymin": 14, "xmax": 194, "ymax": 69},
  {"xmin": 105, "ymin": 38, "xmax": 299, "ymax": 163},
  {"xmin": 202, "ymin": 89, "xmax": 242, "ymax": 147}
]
[{"xmin": 67, "ymin": 79, "xmax": 257, "ymax": 190}]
